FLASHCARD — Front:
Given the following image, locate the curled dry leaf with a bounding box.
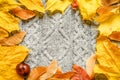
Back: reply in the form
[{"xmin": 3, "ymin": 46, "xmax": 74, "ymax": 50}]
[
  {"xmin": 0, "ymin": 31, "xmax": 26, "ymax": 46},
  {"xmin": 71, "ymin": 64, "xmax": 91, "ymax": 80},
  {"xmin": 108, "ymin": 31, "xmax": 120, "ymax": 41},
  {"xmin": 0, "ymin": 11, "xmax": 20, "ymax": 33},
  {"xmin": 0, "ymin": 0, "xmax": 20, "ymax": 12},
  {"xmin": 86, "ymin": 54, "xmax": 97, "ymax": 79},
  {"xmin": 46, "ymin": 0, "xmax": 72, "ymax": 14},
  {"xmin": 39, "ymin": 60, "xmax": 58, "ymax": 80},
  {"xmin": 28, "ymin": 66, "xmax": 47, "ymax": 80},
  {"xmin": 77, "ymin": 0, "xmax": 101, "ymax": 20},
  {"xmin": 19, "ymin": 0, "xmax": 45, "ymax": 13},
  {"xmin": 0, "ymin": 27, "xmax": 9, "ymax": 39},
  {"xmin": 12, "ymin": 7, "xmax": 36, "ymax": 20},
  {"xmin": 94, "ymin": 36, "xmax": 120, "ymax": 79},
  {"xmin": 0, "ymin": 46, "xmax": 29, "ymax": 80}
]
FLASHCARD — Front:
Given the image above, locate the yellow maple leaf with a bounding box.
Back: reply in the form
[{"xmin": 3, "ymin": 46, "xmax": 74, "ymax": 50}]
[
  {"xmin": 98, "ymin": 13, "xmax": 120, "ymax": 36},
  {"xmin": 94, "ymin": 36, "xmax": 120, "ymax": 80},
  {"xmin": 46, "ymin": 0, "xmax": 72, "ymax": 14},
  {"xmin": 0, "ymin": 0, "xmax": 20, "ymax": 12},
  {"xmin": 0, "ymin": 27, "xmax": 9, "ymax": 39},
  {"xmin": 77, "ymin": 0, "xmax": 101, "ymax": 20},
  {"xmin": 0, "ymin": 45, "xmax": 29, "ymax": 80},
  {"xmin": 19, "ymin": 0, "xmax": 45, "ymax": 13},
  {"xmin": 0, "ymin": 11, "xmax": 20, "ymax": 34}
]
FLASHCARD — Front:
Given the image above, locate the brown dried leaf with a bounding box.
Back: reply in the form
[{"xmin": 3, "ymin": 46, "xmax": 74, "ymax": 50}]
[
  {"xmin": 39, "ymin": 60, "xmax": 58, "ymax": 80},
  {"xmin": 28, "ymin": 66, "xmax": 47, "ymax": 80},
  {"xmin": 86, "ymin": 54, "xmax": 97, "ymax": 79},
  {"xmin": 12, "ymin": 7, "xmax": 36, "ymax": 20},
  {"xmin": 0, "ymin": 31, "xmax": 26, "ymax": 46},
  {"xmin": 108, "ymin": 31, "xmax": 120, "ymax": 41}
]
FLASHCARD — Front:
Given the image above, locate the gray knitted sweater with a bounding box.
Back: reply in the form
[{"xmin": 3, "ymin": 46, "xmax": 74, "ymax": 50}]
[{"xmin": 20, "ymin": 2, "xmax": 98, "ymax": 72}]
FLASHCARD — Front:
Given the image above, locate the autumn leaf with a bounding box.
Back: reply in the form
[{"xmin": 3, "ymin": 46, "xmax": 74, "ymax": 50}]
[
  {"xmin": 101, "ymin": 0, "xmax": 120, "ymax": 6},
  {"xmin": 77, "ymin": 0, "xmax": 101, "ymax": 20},
  {"xmin": 0, "ymin": 27, "xmax": 9, "ymax": 39},
  {"xmin": 97, "ymin": 13, "xmax": 120, "ymax": 36},
  {"xmin": 94, "ymin": 36, "xmax": 120, "ymax": 79},
  {"xmin": 19, "ymin": 0, "xmax": 45, "ymax": 13},
  {"xmin": 96, "ymin": 6, "xmax": 116, "ymax": 15},
  {"xmin": 48, "ymin": 71, "xmax": 74, "ymax": 80},
  {"xmin": 108, "ymin": 31, "xmax": 120, "ymax": 41},
  {"xmin": 12, "ymin": 7, "xmax": 36, "ymax": 20},
  {"xmin": 55, "ymin": 67, "xmax": 62, "ymax": 74},
  {"xmin": 0, "ymin": 31, "xmax": 26, "ymax": 46},
  {"xmin": 28, "ymin": 66, "xmax": 47, "ymax": 80},
  {"xmin": 39, "ymin": 60, "xmax": 58, "ymax": 80},
  {"xmin": 46, "ymin": 0, "xmax": 72, "ymax": 14},
  {"xmin": 0, "ymin": 46, "xmax": 29, "ymax": 80},
  {"xmin": 95, "ymin": 12, "xmax": 114, "ymax": 23},
  {"xmin": 0, "ymin": 0, "xmax": 20, "ymax": 12},
  {"xmin": 71, "ymin": 64, "xmax": 91, "ymax": 80},
  {"xmin": 95, "ymin": 0, "xmax": 120, "ymax": 23},
  {"xmin": 0, "ymin": 11, "xmax": 20, "ymax": 33},
  {"xmin": 95, "ymin": 4, "xmax": 120, "ymax": 23},
  {"xmin": 86, "ymin": 54, "xmax": 97, "ymax": 79}
]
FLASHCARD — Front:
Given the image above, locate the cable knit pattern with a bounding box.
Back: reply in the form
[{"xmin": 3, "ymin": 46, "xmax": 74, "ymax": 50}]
[{"xmin": 20, "ymin": 1, "xmax": 98, "ymax": 72}]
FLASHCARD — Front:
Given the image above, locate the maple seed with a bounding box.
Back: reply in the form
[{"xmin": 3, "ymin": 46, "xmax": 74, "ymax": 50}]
[{"xmin": 16, "ymin": 62, "xmax": 30, "ymax": 77}]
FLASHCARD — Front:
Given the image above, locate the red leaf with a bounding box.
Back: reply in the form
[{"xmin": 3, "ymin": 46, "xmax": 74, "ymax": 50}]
[{"xmin": 71, "ymin": 64, "xmax": 91, "ymax": 80}]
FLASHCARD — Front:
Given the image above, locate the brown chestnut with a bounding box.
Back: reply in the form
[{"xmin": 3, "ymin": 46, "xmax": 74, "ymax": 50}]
[{"xmin": 16, "ymin": 62, "xmax": 30, "ymax": 77}]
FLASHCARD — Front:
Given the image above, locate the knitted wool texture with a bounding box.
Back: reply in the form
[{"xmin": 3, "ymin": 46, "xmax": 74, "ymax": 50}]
[{"xmin": 20, "ymin": 4, "xmax": 98, "ymax": 72}]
